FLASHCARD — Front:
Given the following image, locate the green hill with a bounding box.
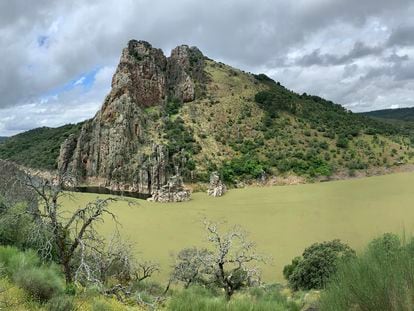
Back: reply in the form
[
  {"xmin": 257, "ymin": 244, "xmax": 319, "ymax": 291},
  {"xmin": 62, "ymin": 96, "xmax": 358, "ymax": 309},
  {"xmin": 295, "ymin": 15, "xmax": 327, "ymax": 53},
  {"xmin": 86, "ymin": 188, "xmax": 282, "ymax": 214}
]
[
  {"xmin": 0, "ymin": 123, "xmax": 83, "ymax": 170},
  {"xmin": 361, "ymin": 107, "xmax": 414, "ymax": 122}
]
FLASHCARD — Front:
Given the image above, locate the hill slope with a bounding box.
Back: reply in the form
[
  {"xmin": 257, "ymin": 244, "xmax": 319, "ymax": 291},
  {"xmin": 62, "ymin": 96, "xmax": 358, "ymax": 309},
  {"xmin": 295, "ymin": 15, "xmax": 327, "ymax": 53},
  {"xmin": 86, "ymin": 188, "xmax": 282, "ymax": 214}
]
[
  {"xmin": 361, "ymin": 107, "xmax": 414, "ymax": 122},
  {"xmin": 2, "ymin": 40, "xmax": 413, "ymax": 191},
  {"xmin": 0, "ymin": 123, "xmax": 83, "ymax": 170}
]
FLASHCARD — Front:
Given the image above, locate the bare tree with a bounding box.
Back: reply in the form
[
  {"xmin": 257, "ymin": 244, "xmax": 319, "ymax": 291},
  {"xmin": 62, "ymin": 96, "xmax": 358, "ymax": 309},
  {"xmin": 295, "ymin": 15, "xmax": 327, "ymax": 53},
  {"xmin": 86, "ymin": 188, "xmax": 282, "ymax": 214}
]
[
  {"xmin": 171, "ymin": 220, "xmax": 265, "ymax": 300},
  {"xmin": 76, "ymin": 233, "xmax": 159, "ymax": 287},
  {"xmin": 204, "ymin": 220, "xmax": 264, "ymax": 299},
  {"xmin": 171, "ymin": 247, "xmax": 213, "ymax": 288},
  {"xmin": 22, "ymin": 173, "xmax": 121, "ymax": 284}
]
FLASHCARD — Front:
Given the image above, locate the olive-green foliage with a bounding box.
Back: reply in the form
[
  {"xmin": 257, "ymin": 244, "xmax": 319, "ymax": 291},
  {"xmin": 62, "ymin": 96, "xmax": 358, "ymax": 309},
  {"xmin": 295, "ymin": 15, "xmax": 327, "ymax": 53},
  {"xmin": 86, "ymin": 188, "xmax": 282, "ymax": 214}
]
[
  {"xmin": 320, "ymin": 233, "xmax": 414, "ymax": 311},
  {"xmin": 284, "ymin": 240, "xmax": 355, "ymax": 291},
  {"xmin": 0, "ymin": 123, "xmax": 83, "ymax": 170},
  {"xmin": 167, "ymin": 285, "xmax": 299, "ymax": 311},
  {"xmin": 165, "ymin": 116, "xmax": 200, "ymax": 155},
  {"xmin": 14, "ymin": 266, "xmax": 65, "ymax": 302},
  {"xmin": 0, "ymin": 246, "xmax": 64, "ymax": 302},
  {"xmin": 220, "ymin": 155, "xmax": 268, "ymax": 182},
  {"xmin": 165, "ymin": 97, "xmax": 183, "ymax": 116},
  {"xmin": 46, "ymin": 295, "xmax": 75, "ymax": 311}
]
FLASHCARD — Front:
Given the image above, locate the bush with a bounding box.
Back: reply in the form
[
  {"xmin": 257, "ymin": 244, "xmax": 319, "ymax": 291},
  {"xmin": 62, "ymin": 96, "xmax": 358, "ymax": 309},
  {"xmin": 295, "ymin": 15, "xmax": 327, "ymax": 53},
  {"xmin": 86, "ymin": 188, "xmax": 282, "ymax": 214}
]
[
  {"xmin": 284, "ymin": 240, "xmax": 355, "ymax": 290},
  {"xmin": 320, "ymin": 233, "xmax": 414, "ymax": 311},
  {"xmin": 14, "ymin": 266, "xmax": 64, "ymax": 302},
  {"xmin": 0, "ymin": 246, "xmax": 40, "ymax": 277},
  {"xmin": 46, "ymin": 295, "xmax": 75, "ymax": 311},
  {"xmin": 220, "ymin": 156, "xmax": 268, "ymax": 182},
  {"xmin": 336, "ymin": 135, "xmax": 348, "ymax": 149},
  {"xmin": 0, "ymin": 246, "xmax": 64, "ymax": 302}
]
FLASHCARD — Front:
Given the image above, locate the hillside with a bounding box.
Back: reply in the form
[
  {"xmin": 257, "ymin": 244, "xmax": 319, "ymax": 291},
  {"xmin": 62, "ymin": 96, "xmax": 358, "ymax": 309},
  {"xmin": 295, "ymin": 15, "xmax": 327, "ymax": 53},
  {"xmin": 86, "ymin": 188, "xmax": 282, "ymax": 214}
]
[
  {"xmin": 0, "ymin": 137, "xmax": 7, "ymax": 143},
  {"xmin": 361, "ymin": 107, "xmax": 414, "ymax": 122},
  {"xmin": 0, "ymin": 123, "xmax": 83, "ymax": 170},
  {"xmin": 3, "ymin": 40, "xmax": 414, "ymax": 191}
]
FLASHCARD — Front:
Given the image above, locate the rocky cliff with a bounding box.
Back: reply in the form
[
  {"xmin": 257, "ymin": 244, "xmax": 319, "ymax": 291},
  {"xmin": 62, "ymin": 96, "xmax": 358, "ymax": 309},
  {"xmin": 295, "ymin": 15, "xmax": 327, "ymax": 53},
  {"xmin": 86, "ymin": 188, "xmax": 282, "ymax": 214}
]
[{"xmin": 58, "ymin": 40, "xmax": 206, "ymax": 194}]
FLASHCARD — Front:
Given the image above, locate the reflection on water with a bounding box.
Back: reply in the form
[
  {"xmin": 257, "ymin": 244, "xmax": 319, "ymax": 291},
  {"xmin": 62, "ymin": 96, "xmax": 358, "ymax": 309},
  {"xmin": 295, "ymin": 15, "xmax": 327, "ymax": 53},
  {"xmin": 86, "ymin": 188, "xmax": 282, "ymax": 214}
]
[{"xmin": 70, "ymin": 186, "xmax": 151, "ymax": 200}]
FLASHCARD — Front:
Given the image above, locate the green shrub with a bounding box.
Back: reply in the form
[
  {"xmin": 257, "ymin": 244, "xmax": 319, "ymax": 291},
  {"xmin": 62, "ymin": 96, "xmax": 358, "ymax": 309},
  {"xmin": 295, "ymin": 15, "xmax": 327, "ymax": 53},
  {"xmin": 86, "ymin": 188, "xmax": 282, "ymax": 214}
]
[
  {"xmin": 284, "ymin": 240, "xmax": 355, "ymax": 290},
  {"xmin": 0, "ymin": 246, "xmax": 40, "ymax": 277},
  {"xmin": 220, "ymin": 156, "xmax": 268, "ymax": 182},
  {"xmin": 0, "ymin": 246, "xmax": 64, "ymax": 302},
  {"xmin": 14, "ymin": 266, "xmax": 64, "ymax": 302},
  {"xmin": 336, "ymin": 135, "xmax": 348, "ymax": 148},
  {"xmin": 320, "ymin": 233, "xmax": 414, "ymax": 311},
  {"xmin": 46, "ymin": 295, "xmax": 75, "ymax": 311}
]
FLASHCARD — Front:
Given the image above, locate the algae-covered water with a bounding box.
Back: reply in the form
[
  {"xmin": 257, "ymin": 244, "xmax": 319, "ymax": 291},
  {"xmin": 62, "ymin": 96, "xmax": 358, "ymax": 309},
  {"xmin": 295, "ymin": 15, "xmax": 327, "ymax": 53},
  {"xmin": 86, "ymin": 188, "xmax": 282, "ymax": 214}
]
[{"xmin": 62, "ymin": 172, "xmax": 414, "ymax": 283}]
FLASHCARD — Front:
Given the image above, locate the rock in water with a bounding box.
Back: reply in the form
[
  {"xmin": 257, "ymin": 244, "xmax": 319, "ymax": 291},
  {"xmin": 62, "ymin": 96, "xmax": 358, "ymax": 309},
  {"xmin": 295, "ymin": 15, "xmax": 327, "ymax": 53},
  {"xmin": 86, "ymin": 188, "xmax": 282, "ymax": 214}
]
[
  {"xmin": 150, "ymin": 175, "xmax": 191, "ymax": 203},
  {"xmin": 207, "ymin": 171, "xmax": 227, "ymax": 197}
]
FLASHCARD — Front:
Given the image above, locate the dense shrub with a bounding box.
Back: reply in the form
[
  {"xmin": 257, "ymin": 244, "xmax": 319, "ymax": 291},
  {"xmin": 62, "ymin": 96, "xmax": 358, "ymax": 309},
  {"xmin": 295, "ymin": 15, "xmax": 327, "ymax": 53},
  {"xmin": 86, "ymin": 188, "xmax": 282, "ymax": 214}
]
[
  {"xmin": 46, "ymin": 295, "xmax": 75, "ymax": 311},
  {"xmin": 320, "ymin": 233, "xmax": 414, "ymax": 311},
  {"xmin": 165, "ymin": 98, "xmax": 183, "ymax": 115},
  {"xmin": 220, "ymin": 156, "xmax": 268, "ymax": 182},
  {"xmin": 14, "ymin": 266, "xmax": 65, "ymax": 302},
  {"xmin": 335, "ymin": 135, "xmax": 349, "ymax": 149},
  {"xmin": 284, "ymin": 240, "xmax": 355, "ymax": 290},
  {"xmin": 0, "ymin": 246, "xmax": 64, "ymax": 302}
]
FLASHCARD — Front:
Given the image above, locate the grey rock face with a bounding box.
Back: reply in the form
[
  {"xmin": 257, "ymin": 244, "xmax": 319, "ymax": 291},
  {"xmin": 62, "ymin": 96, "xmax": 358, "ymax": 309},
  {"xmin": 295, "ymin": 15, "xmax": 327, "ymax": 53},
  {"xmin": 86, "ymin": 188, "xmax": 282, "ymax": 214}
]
[
  {"xmin": 167, "ymin": 45, "xmax": 206, "ymax": 102},
  {"xmin": 149, "ymin": 174, "xmax": 191, "ymax": 203},
  {"xmin": 57, "ymin": 134, "xmax": 77, "ymax": 176},
  {"xmin": 207, "ymin": 171, "xmax": 227, "ymax": 197},
  {"xmin": 57, "ymin": 40, "xmax": 205, "ymax": 195}
]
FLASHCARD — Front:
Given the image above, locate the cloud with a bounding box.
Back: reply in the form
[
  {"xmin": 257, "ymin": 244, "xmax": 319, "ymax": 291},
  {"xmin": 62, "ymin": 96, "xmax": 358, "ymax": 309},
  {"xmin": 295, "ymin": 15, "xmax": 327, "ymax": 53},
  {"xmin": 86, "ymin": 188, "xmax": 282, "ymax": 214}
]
[{"xmin": 0, "ymin": 0, "xmax": 414, "ymax": 135}]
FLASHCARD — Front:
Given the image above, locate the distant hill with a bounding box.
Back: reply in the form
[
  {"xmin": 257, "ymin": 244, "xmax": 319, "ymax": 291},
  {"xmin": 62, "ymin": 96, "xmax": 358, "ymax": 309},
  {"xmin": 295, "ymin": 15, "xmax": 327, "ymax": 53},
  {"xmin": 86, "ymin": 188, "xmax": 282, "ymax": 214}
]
[
  {"xmin": 361, "ymin": 107, "xmax": 414, "ymax": 122},
  {"xmin": 0, "ymin": 123, "xmax": 83, "ymax": 170},
  {"xmin": 0, "ymin": 137, "xmax": 8, "ymax": 143}
]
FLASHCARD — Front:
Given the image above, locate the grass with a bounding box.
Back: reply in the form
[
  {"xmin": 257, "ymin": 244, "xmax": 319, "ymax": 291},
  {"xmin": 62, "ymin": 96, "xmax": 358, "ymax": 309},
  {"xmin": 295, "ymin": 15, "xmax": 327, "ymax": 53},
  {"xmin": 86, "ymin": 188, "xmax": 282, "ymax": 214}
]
[{"xmin": 62, "ymin": 171, "xmax": 414, "ymax": 284}]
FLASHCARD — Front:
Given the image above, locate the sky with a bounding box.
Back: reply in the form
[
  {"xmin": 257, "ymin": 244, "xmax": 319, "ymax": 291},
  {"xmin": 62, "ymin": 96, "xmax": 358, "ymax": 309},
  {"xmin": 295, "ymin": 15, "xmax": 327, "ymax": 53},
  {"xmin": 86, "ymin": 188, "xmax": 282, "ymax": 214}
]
[{"xmin": 0, "ymin": 0, "xmax": 414, "ymax": 136}]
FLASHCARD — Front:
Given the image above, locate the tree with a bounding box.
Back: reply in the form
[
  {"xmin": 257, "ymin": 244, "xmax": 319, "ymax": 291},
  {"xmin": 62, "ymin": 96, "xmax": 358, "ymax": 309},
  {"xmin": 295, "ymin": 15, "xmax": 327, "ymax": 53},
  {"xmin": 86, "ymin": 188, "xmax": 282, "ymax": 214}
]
[
  {"xmin": 172, "ymin": 220, "xmax": 265, "ymax": 300},
  {"xmin": 284, "ymin": 239, "xmax": 355, "ymax": 290},
  {"xmin": 171, "ymin": 247, "xmax": 213, "ymax": 288},
  {"xmin": 22, "ymin": 173, "xmax": 122, "ymax": 285}
]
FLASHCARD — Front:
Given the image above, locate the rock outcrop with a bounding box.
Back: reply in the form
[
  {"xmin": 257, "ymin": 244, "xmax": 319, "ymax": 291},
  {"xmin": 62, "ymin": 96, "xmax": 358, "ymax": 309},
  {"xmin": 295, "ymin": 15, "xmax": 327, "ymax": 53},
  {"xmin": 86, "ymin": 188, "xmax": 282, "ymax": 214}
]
[
  {"xmin": 149, "ymin": 175, "xmax": 191, "ymax": 203},
  {"xmin": 57, "ymin": 40, "xmax": 205, "ymax": 197},
  {"xmin": 207, "ymin": 171, "xmax": 227, "ymax": 197}
]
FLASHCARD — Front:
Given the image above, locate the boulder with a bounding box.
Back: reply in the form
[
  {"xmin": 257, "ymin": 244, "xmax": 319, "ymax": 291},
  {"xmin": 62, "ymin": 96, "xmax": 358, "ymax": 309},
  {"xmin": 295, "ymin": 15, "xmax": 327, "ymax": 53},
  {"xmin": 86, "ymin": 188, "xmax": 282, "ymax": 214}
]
[
  {"xmin": 150, "ymin": 175, "xmax": 191, "ymax": 203},
  {"xmin": 207, "ymin": 171, "xmax": 227, "ymax": 197}
]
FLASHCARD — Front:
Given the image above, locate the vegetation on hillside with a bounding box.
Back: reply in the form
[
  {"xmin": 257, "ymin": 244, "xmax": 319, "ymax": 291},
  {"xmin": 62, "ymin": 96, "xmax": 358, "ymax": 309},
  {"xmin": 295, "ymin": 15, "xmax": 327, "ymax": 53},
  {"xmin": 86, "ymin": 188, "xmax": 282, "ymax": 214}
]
[
  {"xmin": 177, "ymin": 62, "xmax": 414, "ymax": 184},
  {"xmin": 361, "ymin": 107, "xmax": 414, "ymax": 122},
  {"xmin": 0, "ymin": 123, "xmax": 83, "ymax": 170}
]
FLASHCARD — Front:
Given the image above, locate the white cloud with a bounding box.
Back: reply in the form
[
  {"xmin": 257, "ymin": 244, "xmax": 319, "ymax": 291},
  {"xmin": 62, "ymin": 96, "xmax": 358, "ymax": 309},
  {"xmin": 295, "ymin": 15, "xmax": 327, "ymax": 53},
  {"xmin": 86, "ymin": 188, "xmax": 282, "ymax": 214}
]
[{"xmin": 0, "ymin": 0, "xmax": 414, "ymax": 135}]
